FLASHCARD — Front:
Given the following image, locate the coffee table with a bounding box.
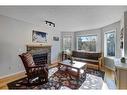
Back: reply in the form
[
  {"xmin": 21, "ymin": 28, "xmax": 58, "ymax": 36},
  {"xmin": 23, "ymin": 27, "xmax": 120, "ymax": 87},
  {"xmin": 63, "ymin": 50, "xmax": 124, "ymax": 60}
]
[{"xmin": 58, "ymin": 60, "xmax": 87, "ymax": 79}]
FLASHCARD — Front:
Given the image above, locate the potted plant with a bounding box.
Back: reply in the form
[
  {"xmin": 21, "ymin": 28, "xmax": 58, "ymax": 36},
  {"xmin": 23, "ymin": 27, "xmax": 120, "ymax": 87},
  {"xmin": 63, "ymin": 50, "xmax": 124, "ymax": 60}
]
[{"xmin": 121, "ymin": 57, "xmax": 126, "ymax": 63}]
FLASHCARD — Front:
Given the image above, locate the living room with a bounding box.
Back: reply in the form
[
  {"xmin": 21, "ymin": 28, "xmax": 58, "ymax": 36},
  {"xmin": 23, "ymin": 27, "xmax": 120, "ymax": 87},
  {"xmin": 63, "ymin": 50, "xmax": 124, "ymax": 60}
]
[{"xmin": 0, "ymin": 6, "xmax": 127, "ymax": 90}]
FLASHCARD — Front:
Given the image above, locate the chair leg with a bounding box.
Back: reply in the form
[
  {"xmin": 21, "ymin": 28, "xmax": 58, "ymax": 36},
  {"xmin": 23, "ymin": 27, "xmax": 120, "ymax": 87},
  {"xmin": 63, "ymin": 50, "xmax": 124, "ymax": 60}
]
[
  {"xmin": 28, "ymin": 77, "xmax": 30, "ymax": 84},
  {"xmin": 45, "ymin": 77, "xmax": 48, "ymax": 82}
]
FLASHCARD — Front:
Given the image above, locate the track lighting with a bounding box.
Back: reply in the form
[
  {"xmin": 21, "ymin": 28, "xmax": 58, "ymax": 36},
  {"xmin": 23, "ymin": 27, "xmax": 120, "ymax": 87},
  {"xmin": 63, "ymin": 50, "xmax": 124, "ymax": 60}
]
[{"xmin": 45, "ymin": 20, "xmax": 55, "ymax": 27}]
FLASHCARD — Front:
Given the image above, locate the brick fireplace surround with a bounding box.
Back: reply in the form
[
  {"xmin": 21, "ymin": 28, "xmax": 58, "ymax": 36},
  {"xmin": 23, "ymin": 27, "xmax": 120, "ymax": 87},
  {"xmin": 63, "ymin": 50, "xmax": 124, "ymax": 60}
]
[{"xmin": 26, "ymin": 44, "xmax": 51, "ymax": 64}]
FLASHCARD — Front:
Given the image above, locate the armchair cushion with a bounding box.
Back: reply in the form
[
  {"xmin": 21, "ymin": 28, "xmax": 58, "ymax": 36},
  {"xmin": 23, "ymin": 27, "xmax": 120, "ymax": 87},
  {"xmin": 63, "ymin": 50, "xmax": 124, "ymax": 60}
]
[{"xmin": 21, "ymin": 52, "xmax": 35, "ymax": 67}]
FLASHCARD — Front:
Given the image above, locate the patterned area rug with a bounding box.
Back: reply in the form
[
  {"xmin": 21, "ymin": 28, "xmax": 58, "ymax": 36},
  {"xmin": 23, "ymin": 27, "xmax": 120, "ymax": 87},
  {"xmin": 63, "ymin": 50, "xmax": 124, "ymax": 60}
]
[{"xmin": 7, "ymin": 68, "xmax": 105, "ymax": 89}]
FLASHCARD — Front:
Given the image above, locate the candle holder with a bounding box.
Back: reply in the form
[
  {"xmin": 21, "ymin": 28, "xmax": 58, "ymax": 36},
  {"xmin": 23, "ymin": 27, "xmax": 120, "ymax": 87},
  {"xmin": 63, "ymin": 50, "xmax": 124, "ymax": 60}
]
[{"xmin": 70, "ymin": 57, "xmax": 74, "ymax": 64}]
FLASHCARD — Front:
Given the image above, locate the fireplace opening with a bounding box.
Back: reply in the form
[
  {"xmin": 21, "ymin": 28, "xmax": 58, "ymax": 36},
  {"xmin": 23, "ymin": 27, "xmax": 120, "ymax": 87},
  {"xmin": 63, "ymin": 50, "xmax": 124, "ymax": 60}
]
[{"xmin": 33, "ymin": 53, "xmax": 48, "ymax": 65}]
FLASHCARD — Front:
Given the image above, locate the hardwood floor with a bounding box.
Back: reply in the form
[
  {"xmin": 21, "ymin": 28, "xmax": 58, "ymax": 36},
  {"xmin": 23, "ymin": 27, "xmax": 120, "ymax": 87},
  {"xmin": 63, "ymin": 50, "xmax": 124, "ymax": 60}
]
[
  {"xmin": 0, "ymin": 63, "xmax": 114, "ymax": 89},
  {"xmin": 105, "ymin": 68, "xmax": 115, "ymax": 80},
  {"xmin": 0, "ymin": 71, "xmax": 26, "ymax": 89}
]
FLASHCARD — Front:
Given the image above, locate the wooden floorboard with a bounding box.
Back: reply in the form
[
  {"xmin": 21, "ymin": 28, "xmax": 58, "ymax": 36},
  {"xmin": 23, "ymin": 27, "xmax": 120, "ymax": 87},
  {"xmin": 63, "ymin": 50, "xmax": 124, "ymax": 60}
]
[{"xmin": 0, "ymin": 71, "xmax": 26, "ymax": 89}]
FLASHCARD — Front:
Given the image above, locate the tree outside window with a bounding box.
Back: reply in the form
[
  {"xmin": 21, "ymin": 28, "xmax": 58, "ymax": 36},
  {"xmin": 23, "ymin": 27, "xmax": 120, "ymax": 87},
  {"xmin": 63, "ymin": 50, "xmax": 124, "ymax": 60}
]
[
  {"xmin": 105, "ymin": 31, "xmax": 115, "ymax": 57},
  {"xmin": 77, "ymin": 35, "xmax": 97, "ymax": 52},
  {"xmin": 62, "ymin": 36, "xmax": 72, "ymax": 51}
]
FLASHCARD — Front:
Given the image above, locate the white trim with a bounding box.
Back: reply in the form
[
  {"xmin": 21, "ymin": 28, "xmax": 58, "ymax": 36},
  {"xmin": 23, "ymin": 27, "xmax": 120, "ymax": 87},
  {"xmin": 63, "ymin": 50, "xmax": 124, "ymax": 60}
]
[
  {"xmin": 0, "ymin": 70, "xmax": 25, "ymax": 79},
  {"xmin": 105, "ymin": 65, "xmax": 115, "ymax": 71},
  {"xmin": 104, "ymin": 29, "xmax": 116, "ymax": 57}
]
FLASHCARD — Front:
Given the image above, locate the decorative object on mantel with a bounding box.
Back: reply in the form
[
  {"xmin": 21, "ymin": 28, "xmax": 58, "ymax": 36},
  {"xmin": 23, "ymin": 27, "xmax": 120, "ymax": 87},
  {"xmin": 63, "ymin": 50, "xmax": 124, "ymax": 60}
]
[
  {"xmin": 32, "ymin": 30, "xmax": 47, "ymax": 43},
  {"xmin": 120, "ymin": 28, "xmax": 124, "ymax": 49},
  {"xmin": 120, "ymin": 57, "xmax": 126, "ymax": 63},
  {"xmin": 53, "ymin": 36, "xmax": 59, "ymax": 41},
  {"xmin": 45, "ymin": 20, "xmax": 55, "ymax": 27},
  {"xmin": 120, "ymin": 28, "xmax": 124, "ymax": 40},
  {"xmin": 120, "ymin": 41, "xmax": 123, "ymax": 49}
]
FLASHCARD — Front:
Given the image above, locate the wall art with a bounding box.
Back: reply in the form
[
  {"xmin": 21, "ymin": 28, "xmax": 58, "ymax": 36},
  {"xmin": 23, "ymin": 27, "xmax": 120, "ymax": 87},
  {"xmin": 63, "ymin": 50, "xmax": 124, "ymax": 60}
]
[
  {"xmin": 53, "ymin": 36, "xmax": 59, "ymax": 41},
  {"xmin": 32, "ymin": 30, "xmax": 47, "ymax": 43}
]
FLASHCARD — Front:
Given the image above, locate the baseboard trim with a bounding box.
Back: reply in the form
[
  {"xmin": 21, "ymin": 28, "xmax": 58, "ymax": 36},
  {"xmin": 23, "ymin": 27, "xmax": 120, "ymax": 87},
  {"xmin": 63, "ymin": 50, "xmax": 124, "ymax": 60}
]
[{"xmin": 0, "ymin": 70, "xmax": 25, "ymax": 79}]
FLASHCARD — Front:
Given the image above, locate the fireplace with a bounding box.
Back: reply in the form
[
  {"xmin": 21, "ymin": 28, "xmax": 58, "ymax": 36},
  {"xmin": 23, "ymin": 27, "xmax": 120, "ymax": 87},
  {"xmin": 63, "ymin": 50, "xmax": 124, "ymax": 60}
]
[
  {"xmin": 26, "ymin": 44, "xmax": 51, "ymax": 64},
  {"xmin": 33, "ymin": 53, "xmax": 47, "ymax": 65}
]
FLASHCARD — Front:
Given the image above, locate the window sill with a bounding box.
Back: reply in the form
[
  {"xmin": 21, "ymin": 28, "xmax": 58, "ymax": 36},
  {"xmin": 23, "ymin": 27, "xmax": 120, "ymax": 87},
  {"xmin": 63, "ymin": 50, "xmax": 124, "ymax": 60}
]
[{"xmin": 104, "ymin": 56, "xmax": 115, "ymax": 59}]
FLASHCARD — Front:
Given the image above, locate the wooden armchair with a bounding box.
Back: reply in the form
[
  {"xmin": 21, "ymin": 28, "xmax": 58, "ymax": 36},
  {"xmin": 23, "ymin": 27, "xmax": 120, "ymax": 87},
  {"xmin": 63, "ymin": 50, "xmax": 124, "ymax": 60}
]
[{"xmin": 19, "ymin": 52, "xmax": 48, "ymax": 86}]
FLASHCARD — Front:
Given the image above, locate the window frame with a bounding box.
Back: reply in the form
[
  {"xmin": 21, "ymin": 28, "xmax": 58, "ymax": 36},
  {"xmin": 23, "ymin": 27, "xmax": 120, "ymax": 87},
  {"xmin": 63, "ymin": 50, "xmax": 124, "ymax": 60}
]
[
  {"xmin": 62, "ymin": 35, "xmax": 72, "ymax": 51},
  {"xmin": 104, "ymin": 30, "xmax": 116, "ymax": 57},
  {"xmin": 76, "ymin": 34, "xmax": 97, "ymax": 52}
]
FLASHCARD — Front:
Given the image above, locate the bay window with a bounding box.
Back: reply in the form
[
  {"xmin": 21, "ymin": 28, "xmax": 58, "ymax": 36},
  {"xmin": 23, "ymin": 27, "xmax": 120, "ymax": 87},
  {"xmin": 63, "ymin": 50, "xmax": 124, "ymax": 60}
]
[
  {"xmin": 62, "ymin": 36, "xmax": 72, "ymax": 51},
  {"xmin": 77, "ymin": 35, "xmax": 97, "ymax": 52},
  {"xmin": 104, "ymin": 31, "xmax": 116, "ymax": 57}
]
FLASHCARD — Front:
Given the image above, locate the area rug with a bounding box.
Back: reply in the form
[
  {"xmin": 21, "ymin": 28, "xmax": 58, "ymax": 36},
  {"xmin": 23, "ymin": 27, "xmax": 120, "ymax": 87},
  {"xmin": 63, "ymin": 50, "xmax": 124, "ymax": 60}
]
[
  {"xmin": 7, "ymin": 68, "xmax": 105, "ymax": 89},
  {"xmin": 105, "ymin": 78, "xmax": 116, "ymax": 89}
]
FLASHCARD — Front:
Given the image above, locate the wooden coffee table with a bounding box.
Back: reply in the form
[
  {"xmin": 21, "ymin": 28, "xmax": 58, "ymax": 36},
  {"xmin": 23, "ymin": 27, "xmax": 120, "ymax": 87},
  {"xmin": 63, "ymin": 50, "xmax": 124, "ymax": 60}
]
[{"xmin": 58, "ymin": 60, "xmax": 87, "ymax": 79}]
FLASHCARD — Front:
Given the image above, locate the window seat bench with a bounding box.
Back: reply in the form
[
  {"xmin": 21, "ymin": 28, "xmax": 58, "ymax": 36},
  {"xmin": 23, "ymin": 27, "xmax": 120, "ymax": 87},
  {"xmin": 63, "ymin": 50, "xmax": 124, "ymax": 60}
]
[{"xmin": 71, "ymin": 51, "xmax": 103, "ymax": 70}]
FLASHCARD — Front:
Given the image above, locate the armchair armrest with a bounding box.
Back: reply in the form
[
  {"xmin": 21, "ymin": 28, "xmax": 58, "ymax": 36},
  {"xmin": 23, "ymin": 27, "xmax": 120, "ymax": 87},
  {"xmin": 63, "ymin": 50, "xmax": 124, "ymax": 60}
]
[
  {"xmin": 28, "ymin": 65, "xmax": 45, "ymax": 68},
  {"xmin": 27, "ymin": 65, "xmax": 48, "ymax": 74},
  {"xmin": 98, "ymin": 53, "xmax": 104, "ymax": 69},
  {"xmin": 98, "ymin": 57, "xmax": 102, "ymax": 69}
]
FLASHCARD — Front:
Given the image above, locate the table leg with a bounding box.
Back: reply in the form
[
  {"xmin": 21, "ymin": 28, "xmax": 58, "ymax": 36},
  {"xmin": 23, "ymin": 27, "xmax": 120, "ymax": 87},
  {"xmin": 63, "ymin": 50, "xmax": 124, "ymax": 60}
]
[
  {"xmin": 77, "ymin": 69, "xmax": 80, "ymax": 79},
  {"xmin": 58, "ymin": 63, "xmax": 61, "ymax": 71},
  {"xmin": 76, "ymin": 69, "xmax": 80, "ymax": 84},
  {"xmin": 83, "ymin": 65, "xmax": 87, "ymax": 81}
]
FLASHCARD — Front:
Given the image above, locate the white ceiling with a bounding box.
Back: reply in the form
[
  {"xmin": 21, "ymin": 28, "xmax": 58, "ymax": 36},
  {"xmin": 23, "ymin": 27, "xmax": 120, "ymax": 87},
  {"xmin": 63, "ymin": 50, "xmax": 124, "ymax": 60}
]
[{"xmin": 0, "ymin": 6, "xmax": 127, "ymax": 31}]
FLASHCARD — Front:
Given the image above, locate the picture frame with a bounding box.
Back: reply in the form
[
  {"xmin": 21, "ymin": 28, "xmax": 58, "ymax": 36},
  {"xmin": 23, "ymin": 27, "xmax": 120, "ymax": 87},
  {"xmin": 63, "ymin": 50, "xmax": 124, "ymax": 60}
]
[
  {"xmin": 53, "ymin": 36, "xmax": 59, "ymax": 41},
  {"xmin": 32, "ymin": 30, "xmax": 47, "ymax": 43}
]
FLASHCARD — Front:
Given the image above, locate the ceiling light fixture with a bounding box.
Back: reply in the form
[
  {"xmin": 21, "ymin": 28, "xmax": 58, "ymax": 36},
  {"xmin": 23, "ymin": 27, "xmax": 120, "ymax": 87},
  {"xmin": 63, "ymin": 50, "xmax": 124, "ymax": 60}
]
[{"xmin": 45, "ymin": 20, "xmax": 55, "ymax": 27}]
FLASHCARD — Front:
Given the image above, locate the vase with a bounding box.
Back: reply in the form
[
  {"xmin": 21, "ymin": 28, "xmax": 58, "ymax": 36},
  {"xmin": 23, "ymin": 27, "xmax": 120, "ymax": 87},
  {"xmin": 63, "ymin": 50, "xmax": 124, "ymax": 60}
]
[{"xmin": 121, "ymin": 57, "xmax": 126, "ymax": 63}]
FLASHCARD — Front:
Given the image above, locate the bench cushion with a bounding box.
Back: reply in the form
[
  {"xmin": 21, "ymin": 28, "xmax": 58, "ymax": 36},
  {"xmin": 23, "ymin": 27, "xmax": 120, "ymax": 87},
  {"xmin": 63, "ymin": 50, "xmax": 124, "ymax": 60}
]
[{"xmin": 72, "ymin": 51, "xmax": 101, "ymax": 60}]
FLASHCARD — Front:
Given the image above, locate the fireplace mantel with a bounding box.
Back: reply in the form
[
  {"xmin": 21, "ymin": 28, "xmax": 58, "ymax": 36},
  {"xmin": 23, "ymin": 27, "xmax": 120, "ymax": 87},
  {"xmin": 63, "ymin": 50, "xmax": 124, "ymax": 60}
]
[
  {"xmin": 26, "ymin": 44, "xmax": 51, "ymax": 64},
  {"xmin": 26, "ymin": 44, "xmax": 51, "ymax": 48}
]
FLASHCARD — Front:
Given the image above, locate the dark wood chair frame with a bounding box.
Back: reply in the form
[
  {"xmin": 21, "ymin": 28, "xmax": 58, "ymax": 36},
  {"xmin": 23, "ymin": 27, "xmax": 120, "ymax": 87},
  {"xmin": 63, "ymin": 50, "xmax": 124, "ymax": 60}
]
[{"xmin": 19, "ymin": 53, "xmax": 48, "ymax": 86}]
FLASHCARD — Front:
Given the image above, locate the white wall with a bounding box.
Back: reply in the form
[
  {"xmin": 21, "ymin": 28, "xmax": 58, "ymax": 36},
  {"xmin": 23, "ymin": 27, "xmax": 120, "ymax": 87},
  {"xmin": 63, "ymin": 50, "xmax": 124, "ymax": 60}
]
[
  {"xmin": 124, "ymin": 11, "xmax": 127, "ymax": 57},
  {"xmin": 0, "ymin": 15, "xmax": 60, "ymax": 78}
]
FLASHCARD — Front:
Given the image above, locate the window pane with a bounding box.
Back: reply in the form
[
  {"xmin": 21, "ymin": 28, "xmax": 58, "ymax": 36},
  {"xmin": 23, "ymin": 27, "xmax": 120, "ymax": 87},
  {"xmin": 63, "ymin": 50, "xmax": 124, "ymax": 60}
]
[
  {"xmin": 105, "ymin": 32, "xmax": 115, "ymax": 56},
  {"xmin": 63, "ymin": 36, "xmax": 71, "ymax": 50},
  {"xmin": 77, "ymin": 35, "xmax": 97, "ymax": 52}
]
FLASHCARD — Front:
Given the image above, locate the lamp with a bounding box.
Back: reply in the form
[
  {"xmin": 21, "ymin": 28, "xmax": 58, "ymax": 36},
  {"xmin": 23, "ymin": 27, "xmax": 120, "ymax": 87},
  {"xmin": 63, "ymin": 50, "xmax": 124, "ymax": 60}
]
[
  {"xmin": 64, "ymin": 49, "xmax": 71, "ymax": 55},
  {"xmin": 64, "ymin": 49, "xmax": 74, "ymax": 64}
]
